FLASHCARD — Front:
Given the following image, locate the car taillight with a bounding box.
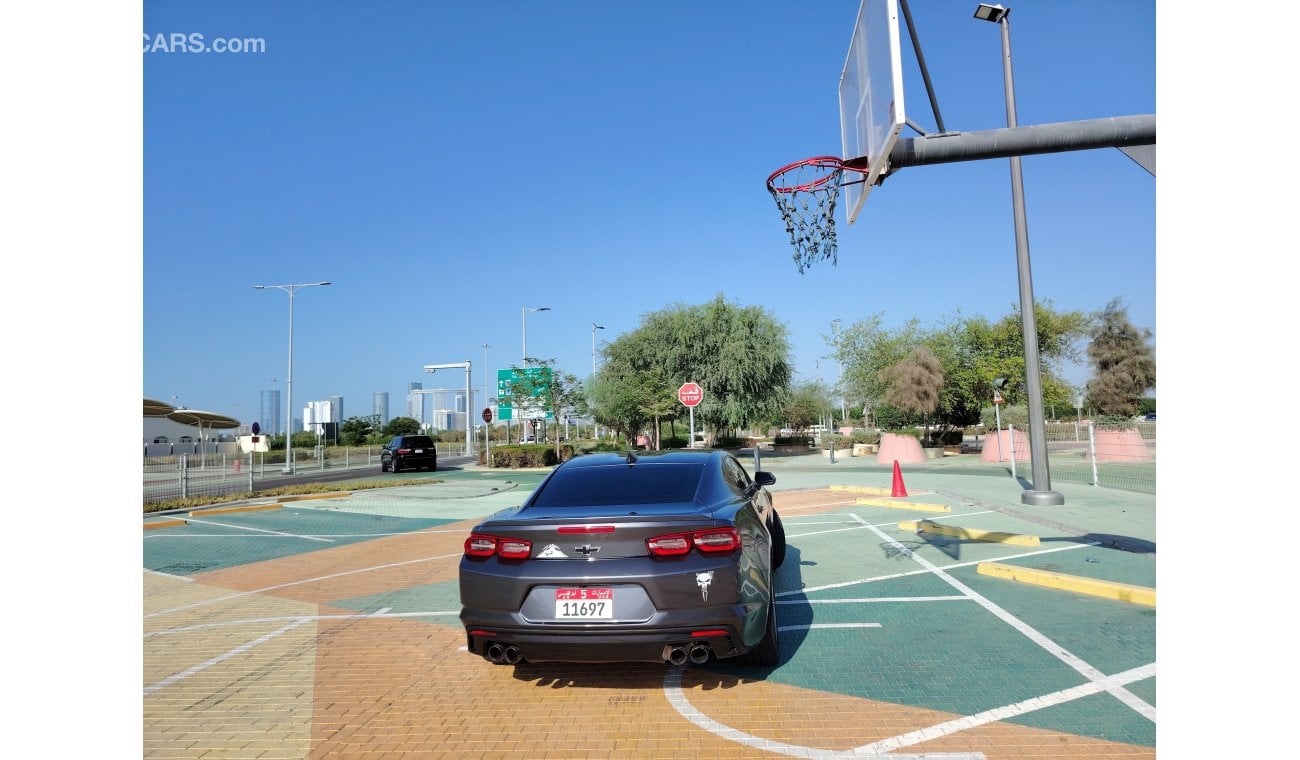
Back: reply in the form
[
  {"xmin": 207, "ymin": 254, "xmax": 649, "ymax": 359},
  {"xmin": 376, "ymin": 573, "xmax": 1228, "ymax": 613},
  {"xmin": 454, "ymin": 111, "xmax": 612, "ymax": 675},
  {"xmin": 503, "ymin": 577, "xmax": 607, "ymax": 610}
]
[
  {"xmin": 464, "ymin": 533, "xmax": 532, "ymax": 559},
  {"xmin": 646, "ymin": 534, "xmax": 691, "ymax": 556},
  {"xmin": 397, "ymin": 448, "xmax": 412, "ymax": 454},
  {"xmin": 646, "ymin": 527, "xmax": 740, "ymax": 556},
  {"xmin": 693, "ymin": 528, "xmax": 741, "ymax": 553}
]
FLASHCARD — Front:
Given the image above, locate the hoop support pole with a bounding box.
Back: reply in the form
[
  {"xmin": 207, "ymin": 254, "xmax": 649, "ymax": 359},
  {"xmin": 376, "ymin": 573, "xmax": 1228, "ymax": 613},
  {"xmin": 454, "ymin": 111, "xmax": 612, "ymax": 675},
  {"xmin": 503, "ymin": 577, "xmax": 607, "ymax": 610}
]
[{"xmin": 884, "ymin": 114, "xmax": 1154, "ymax": 171}]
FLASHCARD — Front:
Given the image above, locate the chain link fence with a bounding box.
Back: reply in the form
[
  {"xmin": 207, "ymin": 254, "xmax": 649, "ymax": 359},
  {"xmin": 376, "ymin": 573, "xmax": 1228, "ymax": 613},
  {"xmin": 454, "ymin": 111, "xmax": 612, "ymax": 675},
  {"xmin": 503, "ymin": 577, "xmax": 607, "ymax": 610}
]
[{"xmin": 992, "ymin": 421, "xmax": 1155, "ymax": 495}]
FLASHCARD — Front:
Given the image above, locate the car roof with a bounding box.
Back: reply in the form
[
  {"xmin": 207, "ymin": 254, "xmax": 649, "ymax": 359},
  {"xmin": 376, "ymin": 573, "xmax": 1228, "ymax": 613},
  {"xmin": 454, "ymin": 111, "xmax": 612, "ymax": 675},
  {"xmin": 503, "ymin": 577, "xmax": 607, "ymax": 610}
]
[{"xmin": 561, "ymin": 450, "xmax": 725, "ymax": 469}]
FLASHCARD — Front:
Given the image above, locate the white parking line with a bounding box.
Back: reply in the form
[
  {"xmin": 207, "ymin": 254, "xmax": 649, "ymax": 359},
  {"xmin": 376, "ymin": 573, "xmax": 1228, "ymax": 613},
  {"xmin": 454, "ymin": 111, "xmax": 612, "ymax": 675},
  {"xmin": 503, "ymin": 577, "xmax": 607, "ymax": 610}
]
[
  {"xmin": 179, "ymin": 516, "xmax": 334, "ymax": 542},
  {"xmin": 144, "ymin": 618, "xmax": 310, "ymax": 696},
  {"xmin": 143, "ymin": 552, "xmax": 462, "ymax": 619},
  {"xmin": 780, "ymin": 541, "xmax": 1098, "ymax": 598},
  {"xmin": 853, "ymin": 663, "xmax": 1156, "ymax": 754},
  {"xmin": 778, "ymin": 623, "xmax": 883, "ymax": 633},
  {"xmin": 850, "ymin": 513, "xmax": 1156, "ymax": 723},
  {"xmin": 779, "ymin": 596, "xmax": 968, "ymax": 605},
  {"xmin": 144, "ymin": 610, "xmax": 463, "ymax": 639}
]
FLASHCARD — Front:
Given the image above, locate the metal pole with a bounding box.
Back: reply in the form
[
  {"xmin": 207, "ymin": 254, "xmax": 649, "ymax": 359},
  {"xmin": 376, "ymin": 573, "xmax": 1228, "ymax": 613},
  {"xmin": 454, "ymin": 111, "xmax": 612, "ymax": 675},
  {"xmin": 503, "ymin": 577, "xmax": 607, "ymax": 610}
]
[
  {"xmin": 465, "ymin": 363, "xmax": 472, "ymax": 457},
  {"xmin": 994, "ymin": 402, "xmax": 1004, "ymax": 461},
  {"xmin": 1088, "ymin": 421, "xmax": 1100, "ymax": 486},
  {"xmin": 592, "ymin": 322, "xmax": 604, "ymax": 440},
  {"xmin": 286, "ymin": 288, "xmax": 295, "ymax": 473},
  {"xmin": 997, "ymin": 12, "xmax": 1061, "ymax": 506}
]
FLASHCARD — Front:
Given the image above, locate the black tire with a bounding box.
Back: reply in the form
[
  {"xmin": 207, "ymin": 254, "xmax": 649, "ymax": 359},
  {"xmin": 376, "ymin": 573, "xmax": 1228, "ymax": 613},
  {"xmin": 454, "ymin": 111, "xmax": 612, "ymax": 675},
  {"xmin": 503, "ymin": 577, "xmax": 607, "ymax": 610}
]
[
  {"xmin": 739, "ymin": 591, "xmax": 781, "ymax": 666},
  {"xmin": 769, "ymin": 511, "xmax": 787, "ymax": 570},
  {"xmin": 392, "ymin": 459, "xmax": 401, "ymax": 473},
  {"xmin": 381, "ymin": 461, "xmax": 389, "ymax": 473}
]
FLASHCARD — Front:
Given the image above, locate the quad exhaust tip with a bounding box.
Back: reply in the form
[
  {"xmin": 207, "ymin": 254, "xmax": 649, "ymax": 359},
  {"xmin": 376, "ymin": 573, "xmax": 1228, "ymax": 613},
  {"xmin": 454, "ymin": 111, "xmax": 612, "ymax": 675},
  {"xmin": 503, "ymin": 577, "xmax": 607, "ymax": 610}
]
[
  {"xmin": 664, "ymin": 645, "xmax": 710, "ymax": 665},
  {"xmin": 485, "ymin": 643, "xmax": 524, "ymax": 665}
]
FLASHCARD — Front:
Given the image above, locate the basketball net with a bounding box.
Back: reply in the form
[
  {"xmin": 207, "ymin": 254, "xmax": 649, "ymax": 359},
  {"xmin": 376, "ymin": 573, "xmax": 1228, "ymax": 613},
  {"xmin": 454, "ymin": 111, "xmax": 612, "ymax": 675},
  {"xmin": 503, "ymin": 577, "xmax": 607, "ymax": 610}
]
[{"xmin": 766, "ymin": 156, "xmax": 867, "ymax": 273}]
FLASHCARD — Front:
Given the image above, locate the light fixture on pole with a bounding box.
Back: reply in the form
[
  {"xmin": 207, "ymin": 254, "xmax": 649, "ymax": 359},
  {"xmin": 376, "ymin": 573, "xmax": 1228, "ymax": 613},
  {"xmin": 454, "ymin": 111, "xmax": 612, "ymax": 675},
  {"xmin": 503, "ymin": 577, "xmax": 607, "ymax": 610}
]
[
  {"xmin": 521, "ymin": 306, "xmax": 551, "ymax": 367},
  {"xmin": 254, "ymin": 281, "xmax": 331, "ymax": 474},
  {"xmin": 592, "ymin": 322, "xmax": 605, "ymax": 440},
  {"xmin": 972, "ymin": 3, "xmax": 1063, "ymax": 506}
]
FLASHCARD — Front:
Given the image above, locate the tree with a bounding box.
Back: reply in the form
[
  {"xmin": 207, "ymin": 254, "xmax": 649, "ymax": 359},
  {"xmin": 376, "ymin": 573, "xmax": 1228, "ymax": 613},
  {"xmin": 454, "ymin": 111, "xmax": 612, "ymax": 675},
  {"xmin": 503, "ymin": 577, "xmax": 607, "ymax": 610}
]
[
  {"xmin": 781, "ymin": 382, "xmax": 832, "ymax": 434},
  {"xmin": 382, "ymin": 416, "xmax": 421, "ymax": 437},
  {"xmin": 832, "ymin": 302, "xmax": 1088, "ymax": 430},
  {"xmin": 1085, "ymin": 298, "xmax": 1155, "ymax": 416},
  {"xmin": 593, "ymin": 294, "xmax": 792, "ymax": 442},
  {"xmin": 501, "ymin": 362, "xmax": 585, "ymax": 457},
  {"xmin": 879, "ymin": 346, "xmax": 944, "ymax": 421},
  {"xmin": 340, "ymin": 416, "xmax": 376, "ymax": 446}
]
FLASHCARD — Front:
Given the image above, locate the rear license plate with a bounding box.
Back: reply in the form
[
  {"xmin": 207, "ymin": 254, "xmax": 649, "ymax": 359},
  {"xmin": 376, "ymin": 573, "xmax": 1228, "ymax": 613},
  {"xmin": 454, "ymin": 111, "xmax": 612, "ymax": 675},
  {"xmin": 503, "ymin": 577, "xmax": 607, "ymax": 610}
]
[
  {"xmin": 554, "ymin": 587, "xmax": 613, "ymax": 619},
  {"xmin": 414, "ymin": 448, "xmax": 424, "ymax": 453}
]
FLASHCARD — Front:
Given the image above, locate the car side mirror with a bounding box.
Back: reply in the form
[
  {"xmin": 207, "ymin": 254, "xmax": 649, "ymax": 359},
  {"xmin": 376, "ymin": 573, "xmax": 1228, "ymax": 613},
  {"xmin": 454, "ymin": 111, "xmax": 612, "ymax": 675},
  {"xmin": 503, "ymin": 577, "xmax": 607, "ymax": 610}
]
[{"xmin": 755, "ymin": 471, "xmax": 776, "ymax": 487}]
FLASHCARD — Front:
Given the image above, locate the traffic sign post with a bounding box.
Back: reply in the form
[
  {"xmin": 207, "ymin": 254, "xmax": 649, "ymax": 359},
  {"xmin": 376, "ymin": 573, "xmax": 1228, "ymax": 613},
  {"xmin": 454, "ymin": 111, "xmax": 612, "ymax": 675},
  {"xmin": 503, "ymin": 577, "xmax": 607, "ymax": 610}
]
[
  {"xmin": 482, "ymin": 408, "xmax": 493, "ymax": 462},
  {"xmin": 678, "ymin": 383, "xmax": 703, "ymax": 448}
]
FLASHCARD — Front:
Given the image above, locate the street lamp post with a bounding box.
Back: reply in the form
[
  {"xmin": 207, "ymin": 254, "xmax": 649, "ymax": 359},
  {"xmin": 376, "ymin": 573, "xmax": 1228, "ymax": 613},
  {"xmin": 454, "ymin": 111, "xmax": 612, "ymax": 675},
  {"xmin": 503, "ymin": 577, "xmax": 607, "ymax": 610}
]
[
  {"xmin": 520, "ymin": 306, "xmax": 550, "ymax": 442},
  {"xmin": 973, "ymin": 3, "xmax": 1063, "ymax": 506},
  {"xmin": 831, "ymin": 318, "xmax": 845, "ymax": 423},
  {"xmin": 482, "ymin": 343, "xmax": 490, "ymax": 450},
  {"xmin": 254, "ymin": 281, "xmax": 331, "ymax": 474},
  {"xmin": 521, "ymin": 306, "xmax": 551, "ymax": 367},
  {"xmin": 592, "ymin": 322, "xmax": 605, "ymax": 440}
]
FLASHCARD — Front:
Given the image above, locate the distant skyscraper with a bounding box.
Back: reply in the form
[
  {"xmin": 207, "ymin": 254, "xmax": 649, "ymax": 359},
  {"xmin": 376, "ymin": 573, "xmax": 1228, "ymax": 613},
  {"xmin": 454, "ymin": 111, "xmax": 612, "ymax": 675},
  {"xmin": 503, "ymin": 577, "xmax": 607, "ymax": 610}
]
[
  {"xmin": 373, "ymin": 392, "xmax": 389, "ymax": 425},
  {"xmin": 328, "ymin": 395, "xmax": 344, "ymax": 422},
  {"xmin": 259, "ymin": 389, "xmax": 281, "ymax": 436},
  {"xmin": 407, "ymin": 382, "xmax": 423, "ymax": 424}
]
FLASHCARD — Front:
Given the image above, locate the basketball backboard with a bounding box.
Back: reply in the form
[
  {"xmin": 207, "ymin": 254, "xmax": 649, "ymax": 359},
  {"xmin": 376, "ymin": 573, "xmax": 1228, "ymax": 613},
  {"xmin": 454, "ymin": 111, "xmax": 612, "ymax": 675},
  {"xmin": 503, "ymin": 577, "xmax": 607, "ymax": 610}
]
[{"xmin": 839, "ymin": 0, "xmax": 907, "ymax": 224}]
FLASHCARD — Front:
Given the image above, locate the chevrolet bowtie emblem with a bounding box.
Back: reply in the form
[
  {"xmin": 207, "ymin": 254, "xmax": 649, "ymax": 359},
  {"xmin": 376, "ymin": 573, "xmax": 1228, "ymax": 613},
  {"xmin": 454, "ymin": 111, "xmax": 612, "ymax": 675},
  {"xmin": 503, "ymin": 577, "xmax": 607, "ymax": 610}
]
[{"xmin": 573, "ymin": 545, "xmax": 600, "ymax": 557}]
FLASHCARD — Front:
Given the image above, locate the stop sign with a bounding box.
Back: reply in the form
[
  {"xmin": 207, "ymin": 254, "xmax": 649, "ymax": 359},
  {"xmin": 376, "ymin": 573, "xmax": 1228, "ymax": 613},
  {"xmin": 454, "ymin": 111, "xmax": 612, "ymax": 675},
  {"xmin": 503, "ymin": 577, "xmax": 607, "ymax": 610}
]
[
  {"xmin": 678, "ymin": 382, "xmax": 704, "ymax": 407},
  {"xmin": 482, "ymin": 407, "xmax": 493, "ymax": 423}
]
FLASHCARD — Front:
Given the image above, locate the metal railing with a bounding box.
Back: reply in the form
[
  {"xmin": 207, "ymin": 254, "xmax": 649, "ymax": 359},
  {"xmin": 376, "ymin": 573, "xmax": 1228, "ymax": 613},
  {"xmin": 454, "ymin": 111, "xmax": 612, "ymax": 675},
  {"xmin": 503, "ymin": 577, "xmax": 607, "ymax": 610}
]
[{"xmin": 142, "ymin": 443, "xmax": 465, "ymax": 505}]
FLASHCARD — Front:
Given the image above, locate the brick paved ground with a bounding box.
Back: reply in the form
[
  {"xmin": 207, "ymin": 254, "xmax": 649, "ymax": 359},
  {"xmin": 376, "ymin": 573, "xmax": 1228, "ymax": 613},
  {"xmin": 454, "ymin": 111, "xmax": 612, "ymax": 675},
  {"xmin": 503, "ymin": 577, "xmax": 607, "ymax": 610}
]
[{"xmin": 143, "ymin": 460, "xmax": 1155, "ymax": 758}]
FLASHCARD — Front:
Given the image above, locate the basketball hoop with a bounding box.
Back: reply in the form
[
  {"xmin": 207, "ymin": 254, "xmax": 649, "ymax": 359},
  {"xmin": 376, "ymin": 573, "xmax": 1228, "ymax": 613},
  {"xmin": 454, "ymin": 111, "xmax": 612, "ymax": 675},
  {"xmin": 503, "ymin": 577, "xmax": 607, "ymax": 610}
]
[{"xmin": 767, "ymin": 156, "xmax": 869, "ymax": 273}]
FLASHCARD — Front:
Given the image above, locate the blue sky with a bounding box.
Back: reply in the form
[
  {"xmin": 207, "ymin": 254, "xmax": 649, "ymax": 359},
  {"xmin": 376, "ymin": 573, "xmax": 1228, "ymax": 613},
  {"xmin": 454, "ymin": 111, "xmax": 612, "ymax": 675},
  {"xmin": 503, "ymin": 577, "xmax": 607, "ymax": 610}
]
[{"xmin": 139, "ymin": 0, "xmax": 1155, "ymax": 426}]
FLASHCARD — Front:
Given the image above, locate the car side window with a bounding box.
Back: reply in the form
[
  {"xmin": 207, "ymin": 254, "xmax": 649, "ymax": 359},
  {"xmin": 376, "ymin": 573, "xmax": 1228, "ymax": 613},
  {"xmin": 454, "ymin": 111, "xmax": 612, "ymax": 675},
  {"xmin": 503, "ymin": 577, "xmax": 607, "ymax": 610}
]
[{"xmin": 722, "ymin": 457, "xmax": 751, "ymax": 497}]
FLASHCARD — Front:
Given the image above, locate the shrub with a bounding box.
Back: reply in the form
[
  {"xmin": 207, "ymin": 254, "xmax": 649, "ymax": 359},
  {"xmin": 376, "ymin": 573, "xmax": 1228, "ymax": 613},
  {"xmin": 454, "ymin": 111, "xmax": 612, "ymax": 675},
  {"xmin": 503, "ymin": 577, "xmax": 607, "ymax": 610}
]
[
  {"xmin": 850, "ymin": 429, "xmax": 880, "ymax": 445},
  {"xmin": 884, "ymin": 428, "xmax": 922, "ymax": 439},
  {"xmin": 821, "ymin": 433, "xmax": 851, "ymax": 450},
  {"xmin": 1094, "ymin": 414, "xmax": 1136, "ymax": 431},
  {"xmin": 773, "ymin": 435, "xmax": 813, "ymax": 446},
  {"xmin": 714, "ymin": 436, "xmax": 744, "ymax": 449},
  {"xmin": 661, "ymin": 436, "xmax": 688, "ymax": 449},
  {"xmin": 980, "ymin": 405, "xmax": 1029, "ymax": 430}
]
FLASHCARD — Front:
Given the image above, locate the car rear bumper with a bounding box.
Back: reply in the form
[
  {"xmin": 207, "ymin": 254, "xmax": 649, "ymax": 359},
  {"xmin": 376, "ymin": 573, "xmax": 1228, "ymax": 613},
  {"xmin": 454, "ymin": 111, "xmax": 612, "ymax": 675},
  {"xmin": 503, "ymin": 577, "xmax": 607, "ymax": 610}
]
[{"xmin": 461, "ymin": 618, "xmax": 752, "ymax": 664}]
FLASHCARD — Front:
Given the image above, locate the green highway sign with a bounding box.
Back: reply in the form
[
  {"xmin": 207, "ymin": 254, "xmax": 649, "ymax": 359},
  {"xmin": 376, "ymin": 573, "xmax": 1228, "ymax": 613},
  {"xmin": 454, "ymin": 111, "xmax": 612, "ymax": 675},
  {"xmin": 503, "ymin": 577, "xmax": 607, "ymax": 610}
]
[{"xmin": 495, "ymin": 367, "xmax": 554, "ymax": 421}]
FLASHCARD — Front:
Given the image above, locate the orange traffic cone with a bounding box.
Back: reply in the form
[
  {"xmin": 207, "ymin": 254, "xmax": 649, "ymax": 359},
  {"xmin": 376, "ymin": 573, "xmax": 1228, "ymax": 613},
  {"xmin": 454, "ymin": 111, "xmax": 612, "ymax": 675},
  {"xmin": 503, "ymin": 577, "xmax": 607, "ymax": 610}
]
[{"xmin": 891, "ymin": 460, "xmax": 908, "ymax": 497}]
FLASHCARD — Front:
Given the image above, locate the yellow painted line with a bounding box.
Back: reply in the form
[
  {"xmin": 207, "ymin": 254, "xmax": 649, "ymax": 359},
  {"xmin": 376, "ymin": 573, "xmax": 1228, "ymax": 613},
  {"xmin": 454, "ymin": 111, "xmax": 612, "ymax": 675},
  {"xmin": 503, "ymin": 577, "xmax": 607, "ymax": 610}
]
[
  {"xmin": 144, "ymin": 519, "xmax": 187, "ymax": 530},
  {"xmin": 277, "ymin": 492, "xmax": 352, "ymax": 503},
  {"xmin": 855, "ymin": 498, "xmax": 951, "ymax": 513},
  {"xmin": 899, "ymin": 519, "xmax": 1040, "ymax": 546},
  {"xmin": 830, "ymin": 485, "xmax": 893, "ymax": 496},
  {"xmin": 197, "ymin": 503, "xmax": 283, "ymax": 516},
  {"xmin": 978, "ymin": 562, "xmax": 1156, "ymax": 606}
]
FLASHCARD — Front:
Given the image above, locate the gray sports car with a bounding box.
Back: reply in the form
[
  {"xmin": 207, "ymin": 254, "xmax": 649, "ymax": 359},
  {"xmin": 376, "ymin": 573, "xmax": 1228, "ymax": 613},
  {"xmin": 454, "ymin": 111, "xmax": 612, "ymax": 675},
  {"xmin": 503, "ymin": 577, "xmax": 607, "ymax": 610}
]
[{"xmin": 459, "ymin": 449, "xmax": 786, "ymax": 666}]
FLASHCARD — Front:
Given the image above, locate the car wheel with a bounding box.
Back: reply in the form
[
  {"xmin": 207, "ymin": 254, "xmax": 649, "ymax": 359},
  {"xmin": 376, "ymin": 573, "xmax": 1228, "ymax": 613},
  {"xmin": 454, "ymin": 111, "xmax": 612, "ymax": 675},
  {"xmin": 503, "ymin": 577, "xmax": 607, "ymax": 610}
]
[
  {"xmin": 381, "ymin": 461, "xmax": 389, "ymax": 473},
  {"xmin": 392, "ymin": 459, "xmax": 401, "ymax": 473},
  {"xmin": 769, "ymin": 511, "xmax": 787, "ymax": 570},
  {"xmin": 739, "ymin": 590, "xmax": 781, "ymax": 667}
]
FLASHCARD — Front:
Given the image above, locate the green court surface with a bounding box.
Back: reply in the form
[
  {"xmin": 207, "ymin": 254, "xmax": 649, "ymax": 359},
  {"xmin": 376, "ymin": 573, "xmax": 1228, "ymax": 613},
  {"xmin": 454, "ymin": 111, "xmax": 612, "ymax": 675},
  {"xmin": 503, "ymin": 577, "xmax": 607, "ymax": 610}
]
[
  {"xmin": 143, "ymin": 508, "xmax": 463, "ymax": 576},
  {"xmin": 726, "ymin": 507, "xmax": 1156, "ymax": 748}
]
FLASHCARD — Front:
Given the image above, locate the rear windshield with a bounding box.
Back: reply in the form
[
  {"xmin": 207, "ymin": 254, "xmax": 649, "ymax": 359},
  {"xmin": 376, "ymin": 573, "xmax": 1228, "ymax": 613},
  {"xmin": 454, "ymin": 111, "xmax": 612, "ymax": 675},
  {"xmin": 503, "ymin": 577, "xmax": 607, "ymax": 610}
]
[
  {"xmin": 403, "ymin": 437, "xmax": 434, "ymax": 447},
  {"xmin": 530, "ymin": 463, "xmax": 705, "ymax": 508}
]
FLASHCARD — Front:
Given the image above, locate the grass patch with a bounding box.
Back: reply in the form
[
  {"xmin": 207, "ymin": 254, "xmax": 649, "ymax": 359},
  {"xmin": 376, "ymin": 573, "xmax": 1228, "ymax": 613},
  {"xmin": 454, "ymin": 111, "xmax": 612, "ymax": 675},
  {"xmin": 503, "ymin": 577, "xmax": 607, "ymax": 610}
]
[{"xmin": 143, "ymin": 478, "xmax": 436, "ymax": 514}]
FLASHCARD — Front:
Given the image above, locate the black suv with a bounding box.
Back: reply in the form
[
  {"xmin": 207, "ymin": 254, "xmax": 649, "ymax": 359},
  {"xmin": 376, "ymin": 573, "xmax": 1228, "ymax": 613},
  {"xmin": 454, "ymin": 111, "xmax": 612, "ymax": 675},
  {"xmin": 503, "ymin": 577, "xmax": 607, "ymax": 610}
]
[{"xmin": 381, "ymin": 435, "xmax": 438, "ymax": 473}]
